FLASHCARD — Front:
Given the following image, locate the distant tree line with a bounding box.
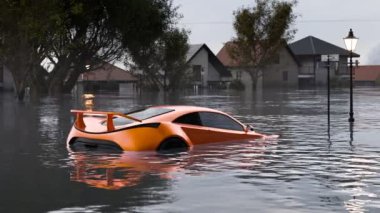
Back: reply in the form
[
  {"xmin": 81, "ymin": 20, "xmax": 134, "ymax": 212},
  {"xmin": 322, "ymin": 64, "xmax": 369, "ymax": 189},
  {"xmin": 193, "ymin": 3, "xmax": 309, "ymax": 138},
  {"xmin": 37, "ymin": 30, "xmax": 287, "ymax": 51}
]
[{"xmin": 0, "ymin": 0, "xmax": 189, "ymax": 100}]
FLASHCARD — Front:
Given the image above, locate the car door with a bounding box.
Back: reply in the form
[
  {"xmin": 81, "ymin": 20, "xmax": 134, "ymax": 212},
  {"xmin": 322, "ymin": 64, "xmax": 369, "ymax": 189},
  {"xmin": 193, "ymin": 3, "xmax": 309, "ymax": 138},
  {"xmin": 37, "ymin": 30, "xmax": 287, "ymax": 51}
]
[{"xmin": 173, "ymin": 112, "xmax": 214, "ymax": 145}]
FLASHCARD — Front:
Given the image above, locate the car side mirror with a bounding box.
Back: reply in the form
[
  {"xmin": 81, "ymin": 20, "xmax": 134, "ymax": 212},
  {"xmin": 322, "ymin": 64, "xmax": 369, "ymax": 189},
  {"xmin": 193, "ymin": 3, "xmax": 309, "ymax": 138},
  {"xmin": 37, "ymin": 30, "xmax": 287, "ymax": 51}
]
[{"xmin": 245, "ymin": 124, "xmax": 254, "ymax": 133}]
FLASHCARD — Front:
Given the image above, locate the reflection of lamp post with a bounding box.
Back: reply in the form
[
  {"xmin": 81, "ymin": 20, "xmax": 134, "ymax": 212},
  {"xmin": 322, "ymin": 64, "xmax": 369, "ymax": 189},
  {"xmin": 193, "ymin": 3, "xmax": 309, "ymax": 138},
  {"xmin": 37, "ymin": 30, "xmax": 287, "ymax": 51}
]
[{"xmin": 344, "ymin": 29, "xmax": 358, "ymax": 122}]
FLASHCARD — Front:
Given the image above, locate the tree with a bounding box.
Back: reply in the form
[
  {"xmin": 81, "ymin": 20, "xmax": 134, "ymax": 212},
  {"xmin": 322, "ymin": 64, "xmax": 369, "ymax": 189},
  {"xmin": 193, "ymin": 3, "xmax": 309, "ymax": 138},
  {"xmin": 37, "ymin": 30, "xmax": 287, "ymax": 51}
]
[
  {"xmin": 161, "ymin": 28, "xmax": 190, "ymax": 91},
  {"xmin": 228, "ymin": 0, "xmax": 297, "ymax": 90},
  {"xmin": 0, "ymin": 0, "xmax": 62, "ymax": 99},
  {"xmin": 128, "ymin": 28, "xmax": 189, "ymax": 92},
  {"xmin": 0, "ymin": 0, "xmax": 177, "ymax": 99},
  {"xmin": 46, "ymin": 0, "xmax": 177, "ymax": 95}
]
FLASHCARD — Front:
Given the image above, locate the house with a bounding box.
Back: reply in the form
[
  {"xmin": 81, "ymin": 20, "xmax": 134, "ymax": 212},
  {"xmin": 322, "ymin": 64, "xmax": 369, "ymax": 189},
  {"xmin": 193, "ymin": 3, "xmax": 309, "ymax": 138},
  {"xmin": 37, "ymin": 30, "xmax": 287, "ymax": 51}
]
[
  {"xmin": 289, "ymin": 36, "xmax": 360, "ymax": 87},
  {"xmin": 0, "ymin": 61, "xmax": 137, "ymax": 94},
  {"xmin": 354, "ymin": 65, "xmax": 380, "ymax": 86},
  {"xmin": 186, "ymin": 44, "xmax": 232, "ymax": 88},
  {"xmin": 77, "ymin": 62, "xmax": 137, "ymax": 93},
  {"xmin": 217, "ymin": 42, "xmax": 300, "ymax": 90}
]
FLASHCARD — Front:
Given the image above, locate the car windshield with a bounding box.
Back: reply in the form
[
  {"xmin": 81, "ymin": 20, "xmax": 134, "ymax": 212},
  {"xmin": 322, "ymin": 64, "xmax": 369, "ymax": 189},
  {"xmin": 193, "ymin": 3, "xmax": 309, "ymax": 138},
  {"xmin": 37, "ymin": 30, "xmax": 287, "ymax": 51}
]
[{"xmin": 110, "ymin": 108, "xmax": 174, "ymax": 126}]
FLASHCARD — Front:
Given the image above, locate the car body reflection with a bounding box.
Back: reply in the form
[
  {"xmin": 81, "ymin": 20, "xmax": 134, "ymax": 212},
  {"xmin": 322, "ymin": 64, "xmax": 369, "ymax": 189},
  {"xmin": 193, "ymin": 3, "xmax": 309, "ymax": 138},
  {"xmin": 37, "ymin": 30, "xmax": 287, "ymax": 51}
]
[
  {"xmin": 68, "ymin": 139, "xmax": 276, "ymax": 190},
  {"xmin": 68, "ymin": 151, "xmax": 186, "ymax": 190}
]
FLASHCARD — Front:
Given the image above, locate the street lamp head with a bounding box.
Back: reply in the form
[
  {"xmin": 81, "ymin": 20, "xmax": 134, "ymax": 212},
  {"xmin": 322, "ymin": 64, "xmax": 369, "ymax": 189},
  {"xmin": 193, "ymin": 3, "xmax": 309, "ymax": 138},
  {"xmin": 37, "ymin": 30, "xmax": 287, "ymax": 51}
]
[{"xmin": 344, "ymin": 28, "xmax": 358, "ymax": 52}]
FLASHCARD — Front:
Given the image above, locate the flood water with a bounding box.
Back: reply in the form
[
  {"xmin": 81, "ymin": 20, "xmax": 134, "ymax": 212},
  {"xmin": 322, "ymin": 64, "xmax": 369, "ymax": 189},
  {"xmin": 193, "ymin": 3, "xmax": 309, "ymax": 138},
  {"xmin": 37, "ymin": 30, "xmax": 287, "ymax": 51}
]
[{"xmin": 1, "ymin": 87, "xmax": 380, "ymax": 212}]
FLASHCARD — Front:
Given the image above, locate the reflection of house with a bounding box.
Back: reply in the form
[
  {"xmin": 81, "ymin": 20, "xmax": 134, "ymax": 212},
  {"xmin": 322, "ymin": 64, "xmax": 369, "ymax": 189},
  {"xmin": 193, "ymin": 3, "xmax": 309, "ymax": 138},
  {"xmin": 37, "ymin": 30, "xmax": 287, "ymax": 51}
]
[
  {"xmin": 78, "ymin": 62, "xmax": 137, "ymax": 93},
  {"xmin": 186, "ymin": 44, "xmax": 232, "ymax": 88},
  {"xmin": 289, "ymin": 36, "xmax": 360, "ymax": 87},
  {"xmin": 217, "ymin": 42, "xmax": 299, "ymax": 90},
  {"xmin": 354, "ymin": 65, "xmax": 380, "ymax": 86}
]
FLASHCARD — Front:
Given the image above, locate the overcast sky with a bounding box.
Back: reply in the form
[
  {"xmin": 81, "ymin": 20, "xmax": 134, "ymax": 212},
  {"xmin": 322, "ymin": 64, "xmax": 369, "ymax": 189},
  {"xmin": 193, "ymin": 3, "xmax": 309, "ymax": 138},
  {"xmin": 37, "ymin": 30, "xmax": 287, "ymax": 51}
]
[{"xmin": 174, "ymin": 0, "xmax": 380, "ymax": 64}]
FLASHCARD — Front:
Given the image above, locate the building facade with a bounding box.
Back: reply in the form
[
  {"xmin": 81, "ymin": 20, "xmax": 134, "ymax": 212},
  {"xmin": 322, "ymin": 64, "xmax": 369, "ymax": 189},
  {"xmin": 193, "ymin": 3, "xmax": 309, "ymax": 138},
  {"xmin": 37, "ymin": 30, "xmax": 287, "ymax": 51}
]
[
  {"xmin": 289, "ymin": 36, "xmax": 360, "ymax": 87},
  {"xmin": 77, "ymin": 62, "xmax": 137, "ymax": 93},
  {"xmin": 217, "ymin": 42, "xmax": 299, "ymax": 90}
]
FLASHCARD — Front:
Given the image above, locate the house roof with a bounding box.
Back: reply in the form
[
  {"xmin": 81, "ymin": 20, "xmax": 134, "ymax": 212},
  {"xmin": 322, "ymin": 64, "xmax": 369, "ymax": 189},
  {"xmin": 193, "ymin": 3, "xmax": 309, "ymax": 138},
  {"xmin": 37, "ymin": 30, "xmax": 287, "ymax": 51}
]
[
  {"xmin": 187, "ymin": 44, "xmax": 231, "ymax": 77},
  {"xmin": 216, "ymin": 41, "xmax": 300, "ymax": 67},
  {"xmin": 81, "ymin": 62, "xmax": 137, "ymax": 82},
  {"xmin": 216, "ymin": 42, "xmax": 239, "ymax": 67},
  {"xmin": 289, "ymin": 36, "xmax": 360, "ymax": 57},
  {"xmin": 186, "ymin": 44, "xmax": 204, "ymax": 62},
  {"xmin": 354, "ymin": 65, "xmax": 380, "ymax": 81}
]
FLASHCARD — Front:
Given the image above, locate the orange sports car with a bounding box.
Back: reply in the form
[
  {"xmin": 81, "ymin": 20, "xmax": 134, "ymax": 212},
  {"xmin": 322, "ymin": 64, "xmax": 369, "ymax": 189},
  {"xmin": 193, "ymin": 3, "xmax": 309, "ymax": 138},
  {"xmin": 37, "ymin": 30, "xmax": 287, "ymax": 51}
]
[{"xmin": 67, "ymin": 106, "xmax": 267, "ymax": 152}]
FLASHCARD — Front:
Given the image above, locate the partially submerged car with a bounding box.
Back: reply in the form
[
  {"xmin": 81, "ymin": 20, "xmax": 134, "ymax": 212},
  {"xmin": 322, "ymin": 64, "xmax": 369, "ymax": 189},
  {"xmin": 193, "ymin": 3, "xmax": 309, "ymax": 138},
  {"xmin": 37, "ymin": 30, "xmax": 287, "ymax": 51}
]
[{"xmin": 67, "ymin": 106, "xmax": 267, "ymax": 152}]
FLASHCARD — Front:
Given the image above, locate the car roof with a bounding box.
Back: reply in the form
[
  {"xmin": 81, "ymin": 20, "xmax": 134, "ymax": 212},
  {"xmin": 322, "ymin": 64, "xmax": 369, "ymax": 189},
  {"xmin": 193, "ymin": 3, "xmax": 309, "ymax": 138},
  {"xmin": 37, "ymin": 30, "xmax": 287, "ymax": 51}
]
[
  {"xmin": 151, "ymin": 105, "xmax": 220, "ymax": 113},
  {"xmin": 144, "ymin": 105, "xmax": 225, "ymax": 122}
]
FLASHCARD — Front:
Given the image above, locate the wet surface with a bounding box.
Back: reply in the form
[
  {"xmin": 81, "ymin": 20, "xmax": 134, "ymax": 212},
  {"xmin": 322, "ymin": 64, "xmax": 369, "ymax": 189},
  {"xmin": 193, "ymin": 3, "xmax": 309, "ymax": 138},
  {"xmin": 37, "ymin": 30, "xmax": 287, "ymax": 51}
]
[{"xmin": 1, "ymin": 88, "xmax": 380, "ymax": 212}]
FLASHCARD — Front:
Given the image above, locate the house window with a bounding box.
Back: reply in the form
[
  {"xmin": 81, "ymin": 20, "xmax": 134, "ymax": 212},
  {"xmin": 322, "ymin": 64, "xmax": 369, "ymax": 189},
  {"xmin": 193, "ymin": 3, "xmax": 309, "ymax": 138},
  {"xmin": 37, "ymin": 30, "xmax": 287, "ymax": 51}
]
[
  {"xmin": 192, "ymin": 65, "xmax": 202, "ymax": 81},
  {"xmin": 282, "ymin": 71, "xmax": 288, "ymax": 82}
]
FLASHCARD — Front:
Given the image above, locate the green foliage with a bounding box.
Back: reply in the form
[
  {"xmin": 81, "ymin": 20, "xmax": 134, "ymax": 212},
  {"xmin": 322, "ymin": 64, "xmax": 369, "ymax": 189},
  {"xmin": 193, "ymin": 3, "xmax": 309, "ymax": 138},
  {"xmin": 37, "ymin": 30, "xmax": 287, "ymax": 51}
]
[
  {"xmin": 161, "ymin": 28, "xmax": 190, "ymax": 91},
  {"xmin": 229, "ymin": 0, "xmax": 297, "ymax": 89},
  {"xmin": 0, "ymin": 0, "xmax": 178, "ymax": 98},
  {"xmin": 128, "ymin": 27, "xmax": 189, "ymax": 91},
  {"xmin": 70, "ymin": 2, "xmax": 83, "ymax": 15}
]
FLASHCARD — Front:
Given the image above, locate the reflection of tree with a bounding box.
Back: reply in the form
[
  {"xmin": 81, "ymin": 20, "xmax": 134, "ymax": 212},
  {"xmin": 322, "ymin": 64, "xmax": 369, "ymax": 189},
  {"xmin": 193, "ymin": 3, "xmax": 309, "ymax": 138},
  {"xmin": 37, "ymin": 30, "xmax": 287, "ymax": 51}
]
[{"xmin": 37, "ymin": 97, "xmax": 75, "ymax": 166}]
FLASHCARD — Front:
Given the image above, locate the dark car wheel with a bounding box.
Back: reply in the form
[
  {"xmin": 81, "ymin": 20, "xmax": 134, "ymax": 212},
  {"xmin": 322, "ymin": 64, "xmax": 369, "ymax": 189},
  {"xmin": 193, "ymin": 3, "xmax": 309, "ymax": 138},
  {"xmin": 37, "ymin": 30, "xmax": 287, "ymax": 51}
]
[{"xmin": 157, "ymin": 137, "xmax": 188, "ymax": 152}]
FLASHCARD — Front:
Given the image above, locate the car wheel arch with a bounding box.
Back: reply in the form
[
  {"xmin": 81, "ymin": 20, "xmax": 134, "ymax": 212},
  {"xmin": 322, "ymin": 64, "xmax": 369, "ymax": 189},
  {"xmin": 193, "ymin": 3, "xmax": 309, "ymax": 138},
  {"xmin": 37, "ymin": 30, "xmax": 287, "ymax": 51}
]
[{"xmin": 157, "ymin": 136, "xmax": 189, "ymax": 151}]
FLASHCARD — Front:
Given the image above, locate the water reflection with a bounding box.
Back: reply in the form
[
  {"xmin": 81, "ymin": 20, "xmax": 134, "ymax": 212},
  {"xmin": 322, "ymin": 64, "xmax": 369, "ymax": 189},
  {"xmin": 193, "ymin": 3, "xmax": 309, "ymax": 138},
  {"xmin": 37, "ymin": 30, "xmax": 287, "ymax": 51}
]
[
  {"xmin": 68, "ymin": 151, "xmax": 185, "ymax": 190},
  {"xmin": 67, "ymin": 139, "xmax": 274, "ymax": 190}
]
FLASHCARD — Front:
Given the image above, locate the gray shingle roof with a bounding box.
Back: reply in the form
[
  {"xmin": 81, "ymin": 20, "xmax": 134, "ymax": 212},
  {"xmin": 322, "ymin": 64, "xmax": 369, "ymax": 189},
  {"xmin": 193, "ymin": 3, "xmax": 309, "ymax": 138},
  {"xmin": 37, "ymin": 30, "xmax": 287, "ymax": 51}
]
[{"xmin": 289, "ymin": 36, "xmax": 360, "ymax": 57}]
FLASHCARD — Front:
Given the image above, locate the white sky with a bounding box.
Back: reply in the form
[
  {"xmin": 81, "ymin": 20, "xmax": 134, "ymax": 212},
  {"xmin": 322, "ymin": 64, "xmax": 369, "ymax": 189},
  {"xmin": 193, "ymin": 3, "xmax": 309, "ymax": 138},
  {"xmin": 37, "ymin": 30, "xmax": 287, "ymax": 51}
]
[{"xmin": 174, "ymin": 0, "xmax": 380, "ymax": 64}]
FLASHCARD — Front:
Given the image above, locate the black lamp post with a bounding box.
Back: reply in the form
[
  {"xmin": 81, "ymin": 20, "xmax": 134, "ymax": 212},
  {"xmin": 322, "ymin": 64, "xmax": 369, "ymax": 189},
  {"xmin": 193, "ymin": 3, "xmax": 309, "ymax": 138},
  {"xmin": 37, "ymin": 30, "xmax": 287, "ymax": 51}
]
[{"xmin": 344, "ymin": 29, "xmax": 358, "ymax": 123}]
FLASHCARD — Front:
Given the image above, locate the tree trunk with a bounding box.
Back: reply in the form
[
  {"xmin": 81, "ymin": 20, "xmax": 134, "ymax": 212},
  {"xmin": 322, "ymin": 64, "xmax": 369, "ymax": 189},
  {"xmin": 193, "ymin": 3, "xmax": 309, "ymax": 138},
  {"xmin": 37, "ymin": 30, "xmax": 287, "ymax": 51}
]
[
  {"xmin": 29, "ymin": 65, "xmax": 48, "ymax": 97},
  {"xmin": 163, "ymin": 70, "xmax": 168, "ymax": 91},
  {"xmin": 47, "ymin": 60, "xmax": 71, "ymax": 95},
  {"xmin": 14, "ymin": 79, "xmax": 26, "ymax": 101},
  {"xmin": 62, "ymin": 70, "xmax": 82, "ymax": 94},
  {"xmin": 6, "ymin": 61, "xmax": 30, "ymax": 100},
  {"xmin": 248, "ymin": 69, "xmax": 258, "ymax": 91},
  {"xmin": 3, "ymin": 38, "xmax": 35, "ymax": 100}
]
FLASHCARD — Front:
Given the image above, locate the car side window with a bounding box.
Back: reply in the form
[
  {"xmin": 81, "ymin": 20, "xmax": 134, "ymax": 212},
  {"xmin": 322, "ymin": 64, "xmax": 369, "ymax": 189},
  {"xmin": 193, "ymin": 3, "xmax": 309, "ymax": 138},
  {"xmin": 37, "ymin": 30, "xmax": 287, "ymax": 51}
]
[
  {"xmin": 173, "ymin": 112, "xmax": 202, "ymax": 126},
  {"xmin": 199, "ymin": 112, "xmax": 244, "ymax": 131}
]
